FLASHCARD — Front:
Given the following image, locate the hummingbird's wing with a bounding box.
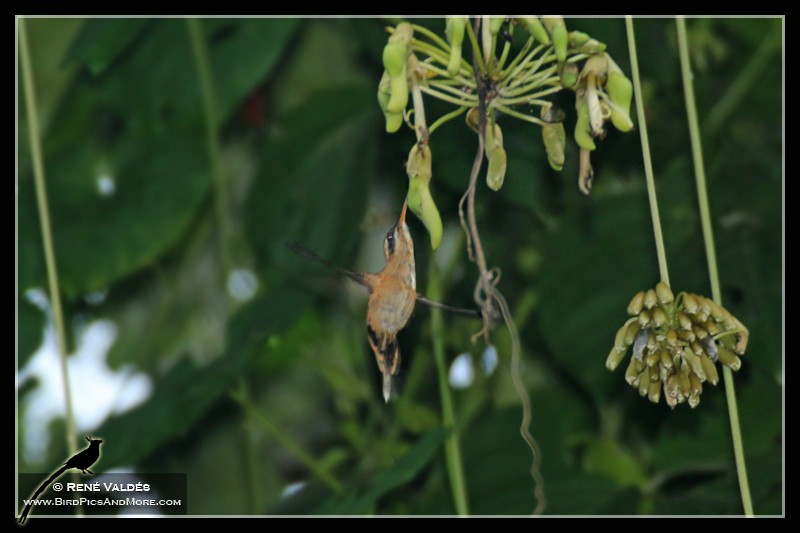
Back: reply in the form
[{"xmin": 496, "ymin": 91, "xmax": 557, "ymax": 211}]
[
  {"xmin": 285, "ymin": 241, "xmax": 371, "ymax": 289},
  {"xmin": 415, "ymin": 294, "xmax": 480, "ymax": 318}
]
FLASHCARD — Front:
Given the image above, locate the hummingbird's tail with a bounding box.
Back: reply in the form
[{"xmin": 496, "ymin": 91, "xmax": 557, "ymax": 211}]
[
  {"xmin": 367, "ymin": 325, "xmax": 401, "ymax": 403},
  {"xmin": 382, "ymin": 368, "xmax": 393, "ymax": 403}
]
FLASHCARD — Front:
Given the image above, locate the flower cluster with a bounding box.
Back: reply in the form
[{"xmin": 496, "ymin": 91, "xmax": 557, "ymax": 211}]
[
  {"xmin": 606, "ymin": 282, "xmax": 748, "ymax": 408},
  {"xmin": 375, "ymin": 17, "xmax": 634, "ymax": 248}
]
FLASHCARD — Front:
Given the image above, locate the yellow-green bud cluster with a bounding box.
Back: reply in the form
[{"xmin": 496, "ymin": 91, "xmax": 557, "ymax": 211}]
[{"xmin": 606, "ymin": 282, "xmax": 748, "ymax": 409}]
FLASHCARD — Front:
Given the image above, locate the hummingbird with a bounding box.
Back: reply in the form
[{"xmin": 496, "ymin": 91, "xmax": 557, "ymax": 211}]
[{"xmin": 286, "ymin": 200, "xmax": 477, "ymax": 402}]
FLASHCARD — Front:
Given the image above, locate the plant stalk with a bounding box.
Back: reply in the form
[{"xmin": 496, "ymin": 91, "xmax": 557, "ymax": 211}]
[{"xmin": 675, "ymin": 16, "xmax": 754, "ymax": 517}]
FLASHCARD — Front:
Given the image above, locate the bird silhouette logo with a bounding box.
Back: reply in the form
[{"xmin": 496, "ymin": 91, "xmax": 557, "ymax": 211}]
[{"xmin": 18, "ymin": 435, "xmax": 103, "ymax": 524}]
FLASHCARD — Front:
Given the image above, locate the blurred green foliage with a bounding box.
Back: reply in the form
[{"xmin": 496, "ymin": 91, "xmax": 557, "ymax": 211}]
[{"xmin": 17, "ymin": 17, "xmax": 782, "ymax": 515}]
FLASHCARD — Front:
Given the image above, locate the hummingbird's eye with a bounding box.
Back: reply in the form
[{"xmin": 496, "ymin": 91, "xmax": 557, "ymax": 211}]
[{"xmin": 385, "ymin": 230, "xmax": 396, "ymax": 255}]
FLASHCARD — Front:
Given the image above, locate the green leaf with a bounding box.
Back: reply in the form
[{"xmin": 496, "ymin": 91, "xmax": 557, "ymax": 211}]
[
  {"xmin": 205, "ymin": 18, "xmax": 300, "ymax": 122},
  {"xmin": 245, "ymin": 86, "xmax": 375, "ymax": 279},
  {"xmin": 313, "ymin": 429, "xmax": 446, "ymax": 514},
  {"xmin": 583, "ymin": 438, "xmax": 647, "ymax": 488},
  {"xmin": 19, "ymin": 137, "xmax": 211, "ymax": 298},
  {"xmin": 94, "ymin": 286, "xmax": 310, "ymax": 469},
  {"xmin": 537, "ymin": 191, "xmax": 656, "ymax": 397},
  {"xmin": 66, "ymin": 18, "xmax": 150, "ymax": 75}
]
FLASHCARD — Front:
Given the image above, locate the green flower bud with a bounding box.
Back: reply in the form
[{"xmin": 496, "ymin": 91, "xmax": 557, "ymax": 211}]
[
  {"xmin": 606, "ymin": 347, "xmax": 626, "ymax": 371},
  {"xmin": 717, "ymin": 347, "xmax": 742, "ymax": 371},
  {"xmin": 645, "ymin": 351, "xmax": 660, "ymax": 368},
  {"xmin": 682, "ymin": 293, "xmax": 699, "ymax": 314},
  {"xmin": 666, "ymin": 328, "xmax": 678, "ymax": 347},
  {"xmin": 406, "ymin": 143, "xmax": 433, "ymax": 184},
  {"xmin": 678, "ymin": 329, "xmax": 695, "ymax": 343},
  {"xmin": 660, "ymin": 349, "xmax": 674, "ymax": 370},
  {"xmin": 638, "ymin": 368, "xmax": 650, "ymax": 396},
  {"xmin": 574, "ymin": 97, "xmax": 596, "ymax": 151},
  {"xmin": 541, "ymin": 16, "xmax": 567, "ymax": 63},
  {"xmin": 489, "ymin": 16, "xmax": 505, "ymax": 35},
  {"xmin": 614, "ymin": 318, "xmax": 636, "ymax": 351},
  {"xmin": 625, "ymin": 357, "xmax": 644, "ymax": 385},
  {"xmin": 678, "ymin": 312, "xmax": 693, "ymax": 330},
  {"xmin": 648, "ymin": 380, "xmax": 661, "ymax": 403},
  {"xmin": 559, "ymin": 61, "xmax": 579, "ymax": 90},
  {"xmin": 383, "ymin": 41, "xmax": 407, "ymax": 78},
  {"xmin": 627, "ymin": 290, "xmax": 645, "ymax": 316},
  {"xmin": 655, "ymin": 281, "xmax": 674, "ymax": 304},
  {"xmin": 652, "ymin": 307, "xmax": 667, "ymax": 328},
  {"xmin": 516, "ymin": 16, "xmax": 550, "ymax": 45},
  {"xmin": 407, "ymin": 177, "xmax": 443, "ymax": 250},
  {"xmin": 638, "ymin": 309, "xmax": 652, "ymax": 327},
  {"xmin": 465, "ymin": 107, "xmax": 480, "ymax": 133},
  {"xmin": 385, "ymin": 112, "xmax": 404, "ymax": 133},
  {"xmin": 486, "ymin": 146, "xmax": 507, "ymax": 191},
  {"xmin": 624, "ymin": 319, "xmax": 642, "ymax": 346},
  {"xmin": 445, "ymin": 17, "xmax": 467, "ymax": 76},
  {"xmin": 568, "ymin": 31, "xmax": 606, "ymax": 54},
  {"xmin": 700, "ymin": 355, "xmax": 719, "ymax": 386},
  {"xmin": 542, "ymin": 122, "xmax": 566, "ymax": 171},
  {"xmin": 606, "ymin": 71, "xmax": 634, "ymax": 132},
  {"xmin": 682, "ymin": 348, "xmax": 706, "ymax": 382},
  {"xmin": 644, "ymin": 289, "xmax": 658, "ymax": 309},
  {"xmin": 692, "ymin": 325, "xmax": 709, "ymax": 340},
  {"xmin": 678, "ymin": 370, "xmax": 691, "ymax": 398}
]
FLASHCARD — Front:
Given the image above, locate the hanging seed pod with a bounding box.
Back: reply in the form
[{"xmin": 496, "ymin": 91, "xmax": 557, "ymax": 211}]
[
  {"xmin": 660, "ymin": 349, "xmax": 673, "ymax": 370},
  {"xmin": 541, "ymin": 16, "xmax": 567, "ymax": 63},
  {"xmin": 484, "ymin": 121, "xmax": 507, "ymax": 191},
  {"xmin": 606, "ymin": 70, "xmax": 634, "ymax": 132},
  {"xmin": 383, "ymin": 23, "xmax": 413, "ymax": 114},
  {"xmin": 516, "ymin": 16, "xmax": 550, "ymax": 45},
  {"xmin": 606, "ymin": 346, "xmax": 627, "ymax": 371},
  {"xmin": 559, "ymin": 61, "xmax": 579, "ymax": 90},
  {"xmin": 567, "ymin": 31, "xmax": 606, "ymax": 54},
  {"xmin": 574, "ymin": 97, "xmax": 596, "ymax": 151},
  {"xmin": 652, "ymin": 307, "xmax": 667, "ymax": 328},
  {"xmin": 407, "ymin": 178, "xmax": 442, "ymax": 250},
  {"xmin": 541, "ymin": 104, "xmax": 566, "ymax": 172},
  {"xmin": 638, "ymin": 369, "xmax": 651, "ymax": 396},
  {"xmin": 445, "ymin": 16, "xmax": 467, "ymax": 76}
]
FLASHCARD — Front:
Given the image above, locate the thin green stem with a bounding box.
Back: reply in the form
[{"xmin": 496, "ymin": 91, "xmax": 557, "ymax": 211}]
[
  {"xmin": 497, "ymin": 83, "xmax": 561, "ymax": 107},
  {"xmin": 465, "ymin": 20, "xmax": 487, "ymax": 76},
  {"xmin": 418, "ymin": 60, "xmax": 475, "ymax": 88},
  {"xmin": 501, "ymin": 68, "xmax": 559, "ymax": 98},
  {"xmin": 418, "ymin": 85, "xmax": 477, "ymax": 108},
  {"xmin": 428, "ymin": 80, "xmax": 476, "ymax": 101},
  {"xmin": 410, "ymin": 23, "xmax": 452, "ymax": 53},
  {"xmin": 675, "ymin": 16, "xmax": 753, "ymax": 517},
  {"xmin": 412, "ymin": 39, "xmax": 473, "ymax": 79},
  {"xmin": 498, "ymin": 37, "xmax": 535, "ymax": 81},
  {"xmin": 625, "ymin": 17, "xmax": 670, "ymax": 287},
  {"xmin": 187, "ymin": 18, "xmax": 232, "ymax": 276},
  {"xmin": 428, "ymin": 106, "xmax": 468, "ymax": 135},
  {"xmin": 230, "ymin": 390, "xmax": 344, "ymax": 494},
  {"xmin": 19, "ymin": 18, "xmax": 78, "ymax": 457},
  {"xmin": 494, "ymin": 104, "xmax": 547, "ymax": 127},
  {"xmin": 428, "ymin": 264, "xmax": 470, "ymax": 516}
]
